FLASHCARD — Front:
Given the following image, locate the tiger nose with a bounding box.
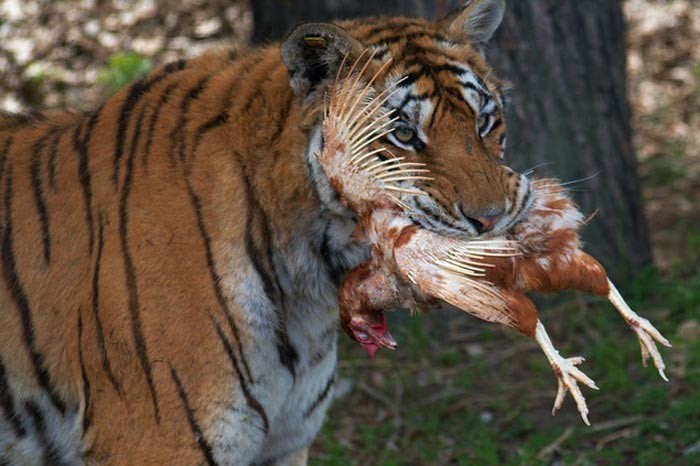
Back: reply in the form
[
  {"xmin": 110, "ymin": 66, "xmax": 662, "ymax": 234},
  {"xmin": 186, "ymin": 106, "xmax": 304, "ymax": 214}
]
[
  {"xmin": 458, "ymin": 204, "xmax": 504, "ymax": 234},
  {"xmin": 468, "ymin": 213, "xmax": 503, "ymax": 234}
]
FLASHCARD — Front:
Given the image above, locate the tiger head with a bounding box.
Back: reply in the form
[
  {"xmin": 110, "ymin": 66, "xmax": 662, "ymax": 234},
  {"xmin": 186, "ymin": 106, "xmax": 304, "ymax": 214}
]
[{"xmin": 281, "ymin": 0, "xmax": 531, "ymax": 238}]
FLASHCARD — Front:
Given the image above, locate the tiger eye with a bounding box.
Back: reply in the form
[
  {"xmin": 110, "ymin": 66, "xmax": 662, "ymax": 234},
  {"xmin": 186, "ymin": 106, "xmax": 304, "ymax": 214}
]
[{"xmin": 394, "ymin": 127, "xmax": 415, "ymax": 143}]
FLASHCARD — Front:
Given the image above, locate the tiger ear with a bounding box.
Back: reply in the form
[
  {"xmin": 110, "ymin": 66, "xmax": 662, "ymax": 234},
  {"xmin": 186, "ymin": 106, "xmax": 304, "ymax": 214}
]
[
  {"xmin": 280, "ymin": 22, "xmax": 363, "ymax": 97},
  {"xmin": 444, "ymin": 0, "xmax": 505, "ymax": 50}
]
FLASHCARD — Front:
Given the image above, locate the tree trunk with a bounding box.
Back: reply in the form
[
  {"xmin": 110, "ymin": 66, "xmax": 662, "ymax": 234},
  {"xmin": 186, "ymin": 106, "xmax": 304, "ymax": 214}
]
[
  {"xmin": 488, "ymin": 0, "xmax": 651, "ymax": 278},
  {"xmin": 250, "ymin": 0, "xmax": 440, "ymax": 43},
  {"xmin": 252, "ymin": 0, "xmax": 652, "ymax": 278}
]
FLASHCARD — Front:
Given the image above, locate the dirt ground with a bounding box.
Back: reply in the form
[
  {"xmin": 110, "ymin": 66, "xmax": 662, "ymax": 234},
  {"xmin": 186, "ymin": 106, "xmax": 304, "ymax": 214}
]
[{"xmin": 625, "ymin": 0, "xmax": 700, "ymax": 272}]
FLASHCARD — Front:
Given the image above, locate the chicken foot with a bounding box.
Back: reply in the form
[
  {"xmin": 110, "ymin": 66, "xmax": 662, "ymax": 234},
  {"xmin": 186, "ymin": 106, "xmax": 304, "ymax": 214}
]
[
  {"xmin": 607, "ymin": 280, "xmax": 672, "ymax": 381},
  {"xmin": 534, "ymin": 320, "xmax": 598, "ymax": 425}
]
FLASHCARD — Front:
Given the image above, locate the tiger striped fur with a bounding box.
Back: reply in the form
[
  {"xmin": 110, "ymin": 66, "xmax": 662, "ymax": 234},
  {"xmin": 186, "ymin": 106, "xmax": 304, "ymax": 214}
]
[{"xmin": 0, "ymin": 0, "xmax": 531, "ymax": 464}]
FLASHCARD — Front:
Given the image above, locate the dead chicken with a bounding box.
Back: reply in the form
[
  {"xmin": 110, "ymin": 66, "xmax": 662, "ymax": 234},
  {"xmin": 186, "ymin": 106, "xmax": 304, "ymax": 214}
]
[{"xmin": 318, "ymin": 54, "xmax": 671, "ymax": 425}]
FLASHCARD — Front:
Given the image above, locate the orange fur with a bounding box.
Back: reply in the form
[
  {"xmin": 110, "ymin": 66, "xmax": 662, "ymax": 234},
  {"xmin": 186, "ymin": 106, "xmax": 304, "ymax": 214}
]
[{"xmin": 0, "ymin": 6, "xmax": 519, "ymax": 463}]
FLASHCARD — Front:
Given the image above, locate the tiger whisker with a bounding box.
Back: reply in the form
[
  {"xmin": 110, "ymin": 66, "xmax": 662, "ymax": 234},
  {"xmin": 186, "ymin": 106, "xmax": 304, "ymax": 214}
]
[
  {"xmin": 342, "ymin": 87, "xmax": 403, "ymax": 143},
  {"xmin": 336, "ymin": 49, "xmax": 373, "ymax": 121},
  {"xmin": 345, "ymin": 115, "xmax": 400, "ymax": 152},
  {"xmin": 359, "ymin": 156, "xmax": 407, "ymax": 169},
  {"xmin": 349, "ymin": 128, "xmax": 396, "ymax": 155},
  {"xmin": 522, "ymin": 162, "xmax": 552, "ymax": 177},
  {"xmin": 340, "ymin": 74, "xmax": 407, "ymax": 142},
  {"xmin": 349, "ymin": 147, "xmax": 391, "ymax": 166},
  {"xmin": 375, "ymin": 175, "xmax": 434, "ymax": 182},
  {"xmin": 384, "ymin": 186, "xmax": 428, "ymax": 196},
  {"xmin": 339, "ymin": 51, "xmax": 390, "ymax": 126},
  {"xmin": 557, "ymin": 170, "xmax": 603, "ymax": 187},
  {"xmin": 328, "ymin": 51, "xmax": 354, "ymax": 118},
  {"xmin": 387, "ymin": 194, "xmax": 417, "ymax": 212},
  {"xmin": 336, "ymin": 60, "xmax": 395, "ymax": 140},
  {"xmin": 365, "ymin": 164, "xmax": 430, "ymax": 175}
]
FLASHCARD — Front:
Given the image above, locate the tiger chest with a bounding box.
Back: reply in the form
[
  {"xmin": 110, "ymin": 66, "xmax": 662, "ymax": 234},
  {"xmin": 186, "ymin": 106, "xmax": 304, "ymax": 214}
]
[{"xmin": 255, "ymin": 301, "xmax": 340, "ymax": 461}]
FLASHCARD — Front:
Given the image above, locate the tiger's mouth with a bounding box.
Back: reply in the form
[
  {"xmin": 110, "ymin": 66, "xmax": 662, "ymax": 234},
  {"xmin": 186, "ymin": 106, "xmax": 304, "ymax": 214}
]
[{"xmin": 405, "ymin": 180, "xmax": 534, "ymax": 238}]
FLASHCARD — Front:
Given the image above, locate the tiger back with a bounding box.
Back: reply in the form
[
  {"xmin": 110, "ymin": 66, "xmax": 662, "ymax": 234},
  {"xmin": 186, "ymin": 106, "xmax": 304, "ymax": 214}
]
[{"xmin": 0, "ymin": 1, "xmax": 531, "ymax": 464}]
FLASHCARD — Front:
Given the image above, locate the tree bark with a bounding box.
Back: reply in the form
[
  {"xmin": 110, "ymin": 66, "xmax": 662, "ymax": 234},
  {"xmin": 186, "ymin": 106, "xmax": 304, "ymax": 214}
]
[
  {"xmin": 250, "ymin": 0, "xmax": 439, "ymax": 43},
  {"xmin": 252, "ymin": 0, "xmax": 652, "ymax": 278},
  {"xmin": 488, "ymin": 0, "xmax": 651, "ymax": 278}
]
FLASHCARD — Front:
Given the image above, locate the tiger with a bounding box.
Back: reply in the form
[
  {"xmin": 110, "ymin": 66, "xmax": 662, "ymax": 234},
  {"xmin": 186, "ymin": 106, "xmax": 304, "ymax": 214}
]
[{"xmin": 0, "ymin": 0, "xmax": 531, "ymax": 464}]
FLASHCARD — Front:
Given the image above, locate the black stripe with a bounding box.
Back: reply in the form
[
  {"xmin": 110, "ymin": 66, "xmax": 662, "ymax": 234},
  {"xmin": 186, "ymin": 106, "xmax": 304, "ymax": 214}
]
[
  {"xmin": 405, "ymin": 61, "xmax": 470, "ymax": 78},
  {"xmin": 414, "ymin": 196, "xmax": 472, "ymax": 234},
  {"xmin": 399, "ymin": 67, "xmax": 473, "ymax": 96},
  {"xmin": 241, "ymin": 60, "xmax": 280, "ymax": 114},
  {"xmin": 308, "ymin": 324, "xmax": 337, "ymax": 367},
  {"xmin": 0, "ymin": 356, "xmax": 25, "ymax": 437},
  {"xmin": 169, "ymin": 367, "xmax": 219, "ymax": 466},
  {"xmin": 369, "ymin": 46, "xmax": 391, "ymax": 61},
  {"xmin": 269, "ymin": 97, "xmax": 291, "ymax": 144},
  {"xmin": 191, "ymin": 110, "xmax": 229, "ymax": 159},
  {"xmin": 113, "ymin": 59, "xmax": 187, "ymax": 184},
  {"xmin": 304, "ymin": 368, "xmax": 336, "ymax": 418},
  {"xmin": 186, "ymin": 183, "xmax": 254, "ymax": 382},
  {"xmin": 142, "ymin": 82, "xmax": 178, "ymax": 167},
  {"xmin": 92, "ymin": 215, "xmax": 122, "ymax": 393},
  {"xmin": 197, "ymin": 110, "xmax": 229, "ymax": 134},
  {"xmin": 231, "ymin": 153, "xmax": 297, "ymax": 377},
  {"xmin": 232, "ymin": 152, "xmax": 278, "ymax": 301},
  {"xmin": 24, "ymin": 400, "xmax": 66, "ymax": 466},
  {"xmin": 0, "ymin": 137, "xmax": 13, "ymax": 187},
  {"xmin": 368, "ymin": 32, "xmax": 452, "ymax": 49},
  {"xmin": 457, "ymin": 78, "xmax": 482, "ymax": 93},
  {"xmin": 47, "ymin": 128, "xmax": 63, "ymax": 189},
  {"xmin": 395, "ymin": 91, "xmax": 432, "ymax": 116},
  {"xmin": 72, "ymin": 112, "xmax": 99, "ymax": 255},
  {"xmin": 489, "ymin": 117, "xmax": 503, "ymax": 133},
  {"xmin": 169, "ymin": 75, "xmax": 213, "ymax": 164},
  {"xmin": 0, "ymin": 111, "xmax": 45, "ymax": 131},
  {"xmin": 119, "ymin": 108, "xmax": 160, "ymax": 421},
  {"xmin": 318, "ymin": 220, "xmax": 343, "ymax": 286},
  {"xmin": 442, "ymin": 86, "xmax": 473, "ymax": 112},
  {"xmin": 211, "ymin": 318, "xmax": 269, "ymax": 434},
  {"xmin": 275, "ymin": 328, "xmax": 298, "ymax": 379},
  {"xmin": 30, "ymin": 131, "xmax": 54, "ymax": 263},
  {"xmin": 0, "ymin": 113, "xmax": 30, "ymax": 130},
  {"xmin": 357, "ymin": 19, "xmax": 427, "ymax": 42},
  {"xmin": 77, "ymin": 308, "xmax": 91, "ymax": 433},
  {"xmin": 1, "ymin": 168, "xmax": 66, "ymax": 414},
  {"xmin": 426, "ymin": 95, "xmax": 442, "ymax": 130}
]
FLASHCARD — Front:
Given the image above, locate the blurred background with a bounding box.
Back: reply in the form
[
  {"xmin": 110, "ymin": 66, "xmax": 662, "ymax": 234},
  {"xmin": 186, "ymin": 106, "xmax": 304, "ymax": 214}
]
[{"xmin": 1, "ymin": 0, "xmax": 698, "ymax": 464}]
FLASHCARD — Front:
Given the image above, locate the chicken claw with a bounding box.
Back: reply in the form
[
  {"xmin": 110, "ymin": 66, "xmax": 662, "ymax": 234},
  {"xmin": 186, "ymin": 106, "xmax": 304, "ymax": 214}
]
[
  {"xmin": 607, "ymin": 280, "xmax": 672, "ymax": 381},
  {"xmin": 534, "ymin": 320, "xmax": 599, "ymax": 426}
]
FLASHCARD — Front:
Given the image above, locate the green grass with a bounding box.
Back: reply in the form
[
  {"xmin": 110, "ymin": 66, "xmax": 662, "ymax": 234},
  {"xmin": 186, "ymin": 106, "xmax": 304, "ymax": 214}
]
[
  {"xmin": 310, "ymin": 267, "xmax": 700, "ymax": 465},
  {"xmin": 99, "ymin": 52, "xmax": 153, "ymax": 95}
]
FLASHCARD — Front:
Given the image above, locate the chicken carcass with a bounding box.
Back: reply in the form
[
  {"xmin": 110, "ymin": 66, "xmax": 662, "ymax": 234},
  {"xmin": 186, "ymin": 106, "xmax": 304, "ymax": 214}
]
[{"xmin": 318, "ymin": 53, "xmax": 671, "ymax": 425}]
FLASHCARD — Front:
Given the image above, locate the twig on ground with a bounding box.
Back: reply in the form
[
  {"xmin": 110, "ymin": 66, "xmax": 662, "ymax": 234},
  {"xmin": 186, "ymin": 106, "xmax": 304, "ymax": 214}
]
[
  {"xmin": 595, "ymin": 427, "xmax": 636, "ymax": 450},
  {"xmin": 537, "ymin": 426, "xmax": 574, "ymax": 459},
  {"xmin": 357, "ymin": 381, "xmax": 395, "ymax": 409},
  {"xmin": 590, "ymin": 415, "xmax": 643, "ymax": 432}
]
